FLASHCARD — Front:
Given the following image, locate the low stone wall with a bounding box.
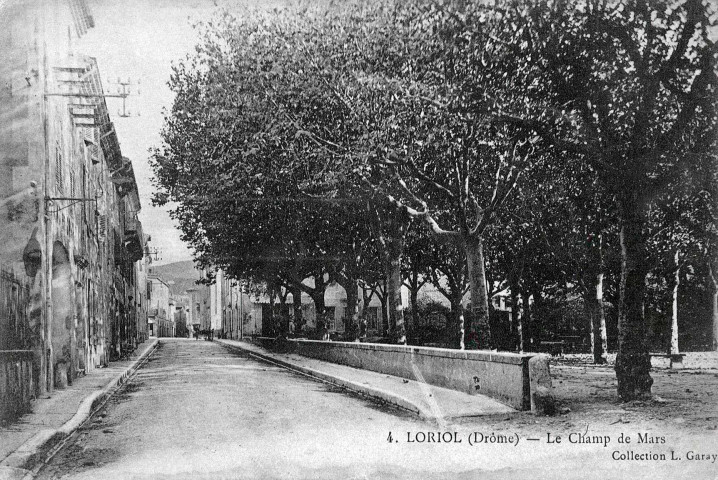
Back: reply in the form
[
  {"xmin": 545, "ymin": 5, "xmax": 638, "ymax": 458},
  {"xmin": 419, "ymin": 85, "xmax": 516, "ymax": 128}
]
[
  {"xmin": 0, "ymin": 350, "xmax": 34, "ymax": 422},
  {"xmin": 281, "ymin": 339, "xmax": 549, "ymax": 411}
]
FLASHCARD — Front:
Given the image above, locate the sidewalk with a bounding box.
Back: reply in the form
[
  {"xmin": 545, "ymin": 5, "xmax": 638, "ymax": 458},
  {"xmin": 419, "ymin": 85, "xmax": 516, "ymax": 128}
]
[
  {"xmin": 216, "ymin": 339, "xmax": 515, "ymax": 422},
  {"xmin": 0, "ymin": 339, "xmax": 159, "ymax": 480}
]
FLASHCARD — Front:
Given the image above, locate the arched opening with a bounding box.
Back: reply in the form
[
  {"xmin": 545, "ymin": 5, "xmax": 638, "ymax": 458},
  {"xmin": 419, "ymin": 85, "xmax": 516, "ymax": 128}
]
[{"xmin": 51, "ymin": 241, "xmax": 73, "ymax": 388}]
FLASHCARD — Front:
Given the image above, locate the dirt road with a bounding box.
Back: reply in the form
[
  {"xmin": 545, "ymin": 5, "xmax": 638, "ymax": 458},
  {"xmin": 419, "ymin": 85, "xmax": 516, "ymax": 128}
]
[{"xmin": 36, "ymin": 339, "xmax": 717, "ymax": 479}]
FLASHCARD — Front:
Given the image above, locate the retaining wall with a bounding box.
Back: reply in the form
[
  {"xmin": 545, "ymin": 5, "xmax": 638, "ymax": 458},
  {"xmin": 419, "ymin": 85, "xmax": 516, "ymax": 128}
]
[{"xmin": 280, "ymin": 339, "xmax": 548, "ymax": 411}]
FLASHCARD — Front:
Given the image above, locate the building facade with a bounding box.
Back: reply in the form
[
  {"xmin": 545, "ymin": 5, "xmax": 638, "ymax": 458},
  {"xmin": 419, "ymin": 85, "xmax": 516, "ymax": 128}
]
[
  {"xmin": 212, "ymin": 275, "xmax": 512, "ymax": 340},
  {"xmin": 187, "ymin": 283, "xmax": 210, "ymax": 334},
  {"xmin": 0, "ymin": 0, "xmax": 147, "ymax": 408},
  {"xmin": 147, "ymin": 272, "xmax": 172, "ymax": 337}
]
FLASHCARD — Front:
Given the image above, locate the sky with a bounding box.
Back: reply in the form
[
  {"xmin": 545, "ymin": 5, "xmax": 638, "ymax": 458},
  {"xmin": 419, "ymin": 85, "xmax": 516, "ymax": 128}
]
[{"xmin": 76, "ymin": 0, "xmax": 237, "ymax": 265}]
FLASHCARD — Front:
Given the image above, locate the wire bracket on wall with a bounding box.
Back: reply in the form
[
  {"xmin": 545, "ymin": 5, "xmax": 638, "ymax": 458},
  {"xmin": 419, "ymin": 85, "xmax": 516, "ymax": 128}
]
[{"xmin": 45, "ymin": 195, "xmax": 98, "ymax": 214}]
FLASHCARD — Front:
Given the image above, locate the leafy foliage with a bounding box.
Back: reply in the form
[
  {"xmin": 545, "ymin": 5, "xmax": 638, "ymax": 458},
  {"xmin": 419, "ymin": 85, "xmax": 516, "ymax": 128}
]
[{"xmin": 151, "ymin": 0, "xmax": 718, "ymax": 399}]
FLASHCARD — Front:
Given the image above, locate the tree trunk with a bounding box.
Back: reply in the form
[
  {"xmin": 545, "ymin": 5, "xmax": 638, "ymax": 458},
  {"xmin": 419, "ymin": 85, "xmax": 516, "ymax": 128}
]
[
  {"xmin": 615, "ymin": 201, "xmax": 653, "ymax": 401},
  {"xmin": 344, "ymin": 274, "xmax": 358, "ymax": 336},
  {"xmin": 510, "ymin": 281, "xmax": 521, "ymax": 352},
  {"xmin": 532, "ymin": 287, "xmax": 543, "ymax": 349},
  {"xmin": 710, "ymin": 262, "xmax": 718, "ymax": 351},
  {"xmin": 594, "ymin": 234, "xmax": 609, "ymax": 364},
  {"xmin": 409, "ymin": 286, "xmax": 419, "ymax": 334},
  {"xmin": 310, "ymin": 289, "xmax": 326, "ymax": 339},
  {"xmin": 360, "ymin": 285, "xmax": 375, "ymax": 318},
  {"xmin": 588, "ymin": 292, "xmax": 596, "ymax": 355},
  {"xmin": 268, "ymin": 287, "xmax": 277, "ymax": 337},
  {"xmin": 311, "ymin": 291, "xmax": 326, "ymax": 319},
  {"xmin": 521, "ymin": 290, "xmax": 530, "ymax": 351},
  {"xmin": 464, "ymin": 235, "xmax": 491, "ymax": 349},
  {"xmin": 586, "ymin": 272, "xmax": 608, "ymax": 364},
  {"xmin": 292, "ymin": 284, "xmax": 303, "ymax": 332},
  {"xmin": 278, "ymin": 286, "xmax": 290, "ymax": 334},
  {"xmin": 594, "ymin": 271, "xmax": 608, "ymax": 364},
  {"xmin": 450, "ymin": 297, "xmax": 465, "ymax": 350},
  {"xmin": 375, "ymin": 202, "xmax": 408, "ymax": 344},
  {"xmin": 669, "ymin": 251, "xmax": 680, "ymax": 355},
  {"xmin": 379, "ymin": 287, "xmax": 388, "ymax": 336},
  {"xmin": 385, "ymin": 237, "xmax": 406, "ymax": 344}
]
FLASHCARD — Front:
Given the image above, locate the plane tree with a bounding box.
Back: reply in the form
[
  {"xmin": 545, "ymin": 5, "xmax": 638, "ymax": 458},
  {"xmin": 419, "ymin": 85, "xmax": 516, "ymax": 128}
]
[
  {"xmin": 645, "ymin": 162, "xmax": 717, "ymax": 354},
  {"xmin": 150, "ymin": 7, "xmax": 364, "ymax": 328},
  {"xmin": 342, "ymin": 1, "xmax": 548, "ymax": 349},
  {"xmin": 529, "ymin": 154, "xmax": 619, "ymax": 364},
  {"xmin": 694, "ymin": 151, "xmax": 718, "ymax": 349},
  {"xmin": 425, "ymin": 241, "xmax": 470, "ymax": 348},
  {"xmin": 401, "ymin": 221, "xmax": 432, "ymax": 329},
  {"xmin": 515, "ymin": 0, "xmax": 718, "ymax": 399}
]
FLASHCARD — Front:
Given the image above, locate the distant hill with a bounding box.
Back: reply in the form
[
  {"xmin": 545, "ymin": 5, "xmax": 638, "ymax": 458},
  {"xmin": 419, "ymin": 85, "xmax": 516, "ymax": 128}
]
[{"xmin": 151, "ymin": 260, "xmax": 203, "ymax": 297}]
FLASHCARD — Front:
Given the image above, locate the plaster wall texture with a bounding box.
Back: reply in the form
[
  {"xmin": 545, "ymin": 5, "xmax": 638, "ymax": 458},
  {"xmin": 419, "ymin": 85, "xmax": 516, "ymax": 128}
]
[{"xmin": 0, "ymin": 0, "xmax": 147, "ymax": 399}]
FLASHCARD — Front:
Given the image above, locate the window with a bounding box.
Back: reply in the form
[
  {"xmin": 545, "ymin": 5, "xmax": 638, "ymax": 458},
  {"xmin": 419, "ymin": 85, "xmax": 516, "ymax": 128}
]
[
  {"xmin": 97, "ymin": 215, "xmax": 107, "ymax": 240},
  {"xmin": 70, "ymin": 170, "xmax": 76, "ymax": 198}
]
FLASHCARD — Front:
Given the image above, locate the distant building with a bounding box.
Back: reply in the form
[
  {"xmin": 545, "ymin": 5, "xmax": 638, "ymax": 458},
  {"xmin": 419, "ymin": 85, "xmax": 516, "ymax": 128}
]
[
  {"xmin": 210, "ymin": 273, "xmax": 384, "ymax": 338},
  {"xmin": 214, "ymin": 276, "xmax": 513, "ymax": 339},
  {"xmin": 173, "ymin": 304, "xmax": 189, "ymax": 337},
  {"xmin": 187, "ymin": 281, "xmax": 210, "ymax": 333},
  {"xmin": 147, "ymin": 272, "xmax": 172, "ymax": 337}
]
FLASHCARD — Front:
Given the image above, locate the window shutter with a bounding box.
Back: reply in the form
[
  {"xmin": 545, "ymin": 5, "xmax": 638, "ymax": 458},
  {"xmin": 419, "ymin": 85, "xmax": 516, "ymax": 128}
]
[
  {"xmin": 55, "ymin": 145, "xmax": 64, "ymax": 194},
  {"xmin": 98, "ymin": 214, "xmax": 107, "ymax": 240}
]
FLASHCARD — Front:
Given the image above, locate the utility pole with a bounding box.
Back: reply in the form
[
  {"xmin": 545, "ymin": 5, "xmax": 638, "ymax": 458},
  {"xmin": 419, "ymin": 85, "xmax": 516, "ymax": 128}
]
[
  {"xmin": 106, "ymin": 77, "xmax": 141, "ymax": 117},
  {"xmin": 46, "ymin": 75, "xmax": 141, "ymax": 119},
  {"xmin": 145, "ymin": 247, "xmax": 162, "ymax": 263}
]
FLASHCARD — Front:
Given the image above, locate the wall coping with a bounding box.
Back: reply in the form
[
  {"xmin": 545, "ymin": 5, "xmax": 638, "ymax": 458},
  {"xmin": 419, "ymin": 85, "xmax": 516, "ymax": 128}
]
[{"xmin": 288, "ymin": 339, "xmax": 535, "ymax": 366}]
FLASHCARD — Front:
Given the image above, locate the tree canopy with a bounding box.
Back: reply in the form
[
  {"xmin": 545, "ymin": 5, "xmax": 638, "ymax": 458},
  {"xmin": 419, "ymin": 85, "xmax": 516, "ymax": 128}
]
[{"xmin": 152, "ymin": 0, "xmax": 718, "ymax": 401}]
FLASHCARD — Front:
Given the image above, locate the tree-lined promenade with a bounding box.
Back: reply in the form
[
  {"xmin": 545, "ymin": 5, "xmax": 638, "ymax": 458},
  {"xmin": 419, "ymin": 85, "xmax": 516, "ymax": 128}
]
[{"xmin": 151, "ymin": 0, "xmax": 718, "ymax": 401}]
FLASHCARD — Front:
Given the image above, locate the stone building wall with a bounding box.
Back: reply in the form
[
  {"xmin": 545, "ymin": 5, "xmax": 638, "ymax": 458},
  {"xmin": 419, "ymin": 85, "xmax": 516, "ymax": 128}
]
[{"xmin": 0, "ymin": 0, "xmax": 146, "ymax": 404}]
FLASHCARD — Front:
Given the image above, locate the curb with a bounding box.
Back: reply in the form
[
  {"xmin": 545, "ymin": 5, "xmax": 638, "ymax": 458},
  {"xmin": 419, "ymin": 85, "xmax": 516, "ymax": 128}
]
[
  {"xmin": 217, "ymin": 340, "xmax": 436, "ymax": 420},
  {"xmin": 0, "ymin": 339, "xmax": 160, "ymax": 478}
]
